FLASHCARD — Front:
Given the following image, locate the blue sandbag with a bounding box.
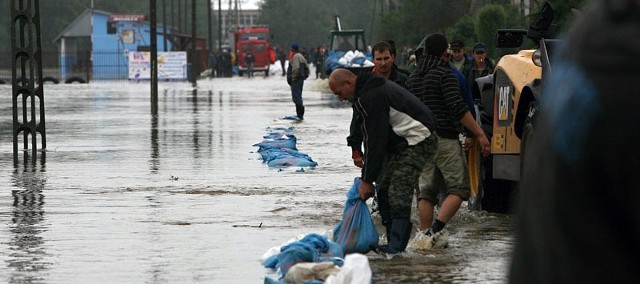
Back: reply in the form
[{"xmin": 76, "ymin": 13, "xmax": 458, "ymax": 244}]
[
  {"xmin": 254, "ymin": 134, "xmax": 297, "ymax": 151},
  {"xmin": 281, "ymin": 115, "xmax": 301, "ymax": 121},
  {"xmin": 258, "ymin": 148, "xmax": 317, "ymax": 167},
  {"xmin": 258, "ymin": 148, "xmax": 300, "ymax": 161},
  {"xmin": 332, "ymin": 178, "xmax": 379, "ymax": 254},
  {"xmin": 266, "ymin": 152, "xmax": 318, "ymax": 167},
  {"xmin": 264, "ymin": 233, "xmax": 344, "ymax": 280},
  {"xmin": 323, "ymin": 51, "xmax": 346, "ymax": 71},
  {"xmin": 263, "ymin": 254, "xmax": 279, "ymax": 269},
  {"xmin": 351, "ymin": 56, "xmax": 368, "ymax": 66}
]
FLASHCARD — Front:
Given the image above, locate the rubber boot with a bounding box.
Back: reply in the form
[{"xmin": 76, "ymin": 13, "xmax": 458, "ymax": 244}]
[
  {"xmin": 377, "ymin": 218, "xmax": 412, "ymax": 254},
  {"xmin": 296, "ymin": 106, "xmax": 305, "ymax": 120},
  {"xmin": 382, "ymin": 219, "xmax": 393, "ymax": 243}
]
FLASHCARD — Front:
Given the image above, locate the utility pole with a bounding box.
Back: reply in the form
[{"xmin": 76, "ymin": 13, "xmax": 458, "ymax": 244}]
[
  {"xmin": 191, "ymin": 0, "xmax": 197, "ymax": 87},
  {"xmin": 177, "ymin": 0, "xmax": 182, "ymax": 32},
  {"xmin": 11, "ymin": 0, "xmax": 46, "ymax": 165},
  {"xmin": 218, "ymin": 0, "xmax": 222, "ymax": 50},
  {"xmin": 171, "ymin": 0, "xmax": 175, "ymax": 39},
  {"xmin": 151, "ymin": 0, "xmax": 159, "ymax": 114},
  {"xmin": 162, "ymin": 0, "xmax": 167, "ymax": 51},
  {"xmin": 208, "ymin": 0, "xmax": 213, "ymax": 54}
]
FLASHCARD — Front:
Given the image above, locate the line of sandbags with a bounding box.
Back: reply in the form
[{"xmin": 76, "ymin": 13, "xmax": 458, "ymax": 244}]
[{"xmin": 254, "ymin": 126, "xmax": 318, "ymax": 168}]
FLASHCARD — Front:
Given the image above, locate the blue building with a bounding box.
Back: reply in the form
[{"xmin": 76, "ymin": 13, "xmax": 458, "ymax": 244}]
[{"xmin": 54, "ymin": 9, "xmax": 173, "ymax": 81}]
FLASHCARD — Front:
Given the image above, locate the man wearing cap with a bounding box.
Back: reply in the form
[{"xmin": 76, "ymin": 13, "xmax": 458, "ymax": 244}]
[
  {"xmin": 449, "ymin": 40, "xmax": 471, "ymax": 72},
  {"xmin": 287, "ymin": 43, "xmax": 308, "ymax": 120},
  {"xmin": 462, "ymin": 42, "xmax": 494, "ymax": 90},
  {"xmin": 406, "ymin": 34, "xmax": 491, "ymax": 247}
]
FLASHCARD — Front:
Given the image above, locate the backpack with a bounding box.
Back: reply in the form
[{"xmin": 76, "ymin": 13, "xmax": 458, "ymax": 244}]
[
  {"xmin": 286, "ymin": 60, "xmax": 309, "ymax": 85},
  {"xmin": 298, "ymin": 62, "xmax": 310, "ymax": 80}
]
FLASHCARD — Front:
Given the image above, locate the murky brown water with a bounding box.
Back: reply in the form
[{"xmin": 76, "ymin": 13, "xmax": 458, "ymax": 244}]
[{"xmin": 0, "ymin": 75, "xmax": 512, "ymax": 283}]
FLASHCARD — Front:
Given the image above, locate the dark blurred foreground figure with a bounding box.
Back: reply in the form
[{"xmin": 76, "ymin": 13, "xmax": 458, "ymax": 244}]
[{"xmin": 509, "ymin": 0, "xmax": 640, "ymax": 283}]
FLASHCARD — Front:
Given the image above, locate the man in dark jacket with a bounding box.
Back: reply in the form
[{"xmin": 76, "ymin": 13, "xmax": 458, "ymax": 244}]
[
  {"xmin": 244, "ymin": 51, "xmax": 255, "ymax": 78},
  {"xmin": 329, "ymin": 68, "xmax": 437, "ymax": 254},
  {"xmin": 347, "ymin": 40, "xmax": 408, "ymax": 169},
  {"xmin": 406, "ymin": 34, "xmax": 490, "ymax": 246},
  {"xmin": 510, "ymin": 0, "xmax": 640, "ymax": 283},
  {"xmin": 461, "ymin": 42, "xmax": 494, "ymax": 90}
]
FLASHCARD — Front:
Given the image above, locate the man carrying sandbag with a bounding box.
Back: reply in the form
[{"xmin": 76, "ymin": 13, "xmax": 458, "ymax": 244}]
[{"xmin": 328, "ymin": 68, "xmax": 437, "ymax": 254}]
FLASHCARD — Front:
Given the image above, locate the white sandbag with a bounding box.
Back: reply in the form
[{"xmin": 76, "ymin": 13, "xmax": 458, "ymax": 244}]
[
  {"xmin": 284, "ymin": 262, "xmax": 341, "ymax": 284},
  {"xmin": 324, "ymin": 253, "xmax": 372, "ymax": 284}
]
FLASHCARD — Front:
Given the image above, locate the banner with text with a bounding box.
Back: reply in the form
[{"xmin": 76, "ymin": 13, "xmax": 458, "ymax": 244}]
[{"xmin": 128, "ymin": 51, "xmax": 187, "ymax": 80}]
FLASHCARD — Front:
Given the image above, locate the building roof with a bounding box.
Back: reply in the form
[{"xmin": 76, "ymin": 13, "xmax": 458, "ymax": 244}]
[{"xmin": 54, "ymin": 9, "xmax": 112, "ymax": 43}]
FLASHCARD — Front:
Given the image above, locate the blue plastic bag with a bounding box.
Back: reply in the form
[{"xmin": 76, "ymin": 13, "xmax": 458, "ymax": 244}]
[
  {"xmin": 263, "ymin": 233, "xmax": 344, "ymax": 281},
  {"xmin": 332, "ymin": 178, "xmax": 379, "ymax": 254}
]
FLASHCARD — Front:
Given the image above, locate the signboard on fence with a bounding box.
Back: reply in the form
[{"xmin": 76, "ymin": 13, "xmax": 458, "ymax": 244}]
[{"xmin": 128, "ymin": 51, "xmax": 187, "ymax": 80}]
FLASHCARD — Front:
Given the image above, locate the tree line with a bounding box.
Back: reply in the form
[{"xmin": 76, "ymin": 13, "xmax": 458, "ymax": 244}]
[
  {"xmin": 260, "ymin": 0, "xmax": 587, "ymax": 61},
  {"xmin": 0, "ymin": 0, "xmax": 586, "ymax": 61}
]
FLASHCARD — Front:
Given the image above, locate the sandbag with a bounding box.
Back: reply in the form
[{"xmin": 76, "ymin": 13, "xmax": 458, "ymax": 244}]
[
  {"xmin": 324, "ymin": 253, "xmax": 372, "ymax": 284},
  {"xmin": 263, "ymin": 233, "xmax": 344, "ymax": 281},
  {"xmin": 332, "ymin": 178, "xmax": 379, "ymax": 254}
]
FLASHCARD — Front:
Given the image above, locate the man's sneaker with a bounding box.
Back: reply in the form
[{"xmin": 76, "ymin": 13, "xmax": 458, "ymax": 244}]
[
  {"xmin": 425, "ymin": 228, "xmax": 449, "ymax": 248},
  {"xmin": 407, "ymin": 228, "xmax": 449, "ymax": 250}
]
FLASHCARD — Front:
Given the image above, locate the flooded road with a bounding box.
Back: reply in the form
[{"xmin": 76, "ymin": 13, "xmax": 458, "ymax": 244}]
[{"xmin": 0, "ymin": 74, "xmax": 513, "ymax": 283}]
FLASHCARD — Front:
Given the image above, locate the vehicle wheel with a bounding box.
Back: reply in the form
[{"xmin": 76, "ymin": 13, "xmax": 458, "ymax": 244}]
[
  {"xmin": 65, "ymin": 76, "xmax": 86, "ymax": 84},
  {"xmin": 43, "ymin": 76, "xmax": 60, "ymax": 84},
  {"xmin": 472, "ymin": 120, "xmax": 516, "ymax": 213},
  {"xmin": 480, "ymin": 157, "xmax": 517, "ymax": 214}
]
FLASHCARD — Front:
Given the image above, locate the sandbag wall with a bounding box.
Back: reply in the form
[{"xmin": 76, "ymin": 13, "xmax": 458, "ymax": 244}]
[{"xmin": 253, "ymin": 126, "xmax": 318, "ymax": 168}]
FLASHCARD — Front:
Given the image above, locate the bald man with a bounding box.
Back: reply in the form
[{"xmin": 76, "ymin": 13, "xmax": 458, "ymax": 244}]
[{"xmin": 329, "ymin": 68, "xmax": 437, "ymax": 254}]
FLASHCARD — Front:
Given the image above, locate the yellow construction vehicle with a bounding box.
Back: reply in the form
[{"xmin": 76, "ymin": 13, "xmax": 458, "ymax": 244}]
[{"xmin": 469, "ymin": 2, "xmax": 559, "ymax": 213}]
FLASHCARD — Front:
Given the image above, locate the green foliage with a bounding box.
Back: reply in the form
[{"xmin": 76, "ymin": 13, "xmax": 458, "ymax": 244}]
[
  {"xmin": 259, "ymin": 0, "xmax": 335, "ymax": 50},
  {"xmin": 475, "ymin": 4, "xmax": 507, "ymax": 60},
  {"xmin": 380, "ymin": 0, "xmax": 471, "ymax": 51},
  {"xmin": 0, "ymin": 0, "xmax": 589, "ymax": 57},
  {"xmin": 445, "ymin": 15, "xmax": 476, "ymax": 51}
]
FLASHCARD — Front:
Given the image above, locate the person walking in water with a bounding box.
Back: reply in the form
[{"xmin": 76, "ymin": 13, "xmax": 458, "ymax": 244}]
[
  {"xmin": 406, "ymin": 34, "xmax": 490, "ymax": 247},
  {"xmin": 287, "ymin": 43, "xmax": 308, "ymax": 120},
  {"xmin": 329, "ymin": 68, "xmax": 437, "ymax": 254},
  {"xmin": 245, "ymin": 51, "xmax": 255, "ymax": 78}
]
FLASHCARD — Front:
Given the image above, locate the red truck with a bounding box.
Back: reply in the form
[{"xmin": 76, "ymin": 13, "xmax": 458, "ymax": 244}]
[{"xmin": 234, "ymin": 26, "xmax": 275, "ymax": 77}]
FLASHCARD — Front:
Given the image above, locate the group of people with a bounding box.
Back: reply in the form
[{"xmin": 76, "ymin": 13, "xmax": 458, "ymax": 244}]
[
  {"xmin": 284, "ymin": 0, "xmax": 640, "ymax": 280},
  {"xmin": 208, "ymin": 48, "xmax": 234, "ymax": 78},
  {"xmin": 327, "ymin": 35, "xmax": 492, "ymax": 254}
]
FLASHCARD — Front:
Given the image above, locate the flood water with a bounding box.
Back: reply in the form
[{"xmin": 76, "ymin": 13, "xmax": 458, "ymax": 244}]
[{"xmin": 0, "ymin": 74, "xmax": 513, "ymax": 283}]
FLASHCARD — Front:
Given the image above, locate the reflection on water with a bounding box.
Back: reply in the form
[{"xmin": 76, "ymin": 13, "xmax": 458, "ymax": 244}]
[
  {"xmin": 7, "ymin": 166, "xmax": 49, "ymax": 284},
  {"xmin": 0, "ymin": 79, "xmax": 513, "ymax": 283}
]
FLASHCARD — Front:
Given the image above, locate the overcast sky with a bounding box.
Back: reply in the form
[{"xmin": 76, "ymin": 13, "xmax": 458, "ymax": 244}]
[{"xmin": 214, "ymin": 0, "xmax": 260, "ymax": 10}]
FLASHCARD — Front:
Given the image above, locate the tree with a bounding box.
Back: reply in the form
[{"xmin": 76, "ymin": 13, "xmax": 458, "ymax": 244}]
[
  {"xmin": 475, "ymin": 4, "xmax": 506, "ymax": 59},
  {"xmin": 380, "ymin": 0, "xmax": 471, "ymax": 51},
  {"xmin": 445, "ymin": 15, "xmax": 477, "ymax": 51}
]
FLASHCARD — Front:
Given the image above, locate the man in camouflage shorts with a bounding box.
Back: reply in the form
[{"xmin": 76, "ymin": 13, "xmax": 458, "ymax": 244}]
[{"xmin": 329, "ymin": 68, "xmax": 437, "ymax": 254}]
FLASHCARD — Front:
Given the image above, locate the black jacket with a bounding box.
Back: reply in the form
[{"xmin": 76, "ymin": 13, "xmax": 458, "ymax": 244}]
[
  {"xmin": 347, "ymin": 66, "xmax": 408, "ymax": 151},
  {"xmin": 353, "ymin": 73, "xmax": 436, "ymax": 183}
]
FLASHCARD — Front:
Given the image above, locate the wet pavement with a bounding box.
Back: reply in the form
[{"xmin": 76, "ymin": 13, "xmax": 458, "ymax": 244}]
[{"xmin": 0, "ymin": 74, "xmax": 513, "ymax": 283}]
